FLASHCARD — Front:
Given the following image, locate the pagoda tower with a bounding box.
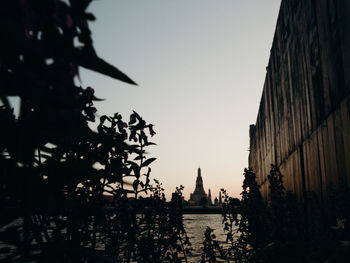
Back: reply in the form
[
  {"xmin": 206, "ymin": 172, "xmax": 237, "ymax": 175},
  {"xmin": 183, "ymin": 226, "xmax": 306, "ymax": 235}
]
[
  {"xmin": 208, "ymin": 189, "xmax": 212, "ymax": 205},
  {"xmin": 189, "ymin": 167, "xmax": 208, "ymax": 205}
]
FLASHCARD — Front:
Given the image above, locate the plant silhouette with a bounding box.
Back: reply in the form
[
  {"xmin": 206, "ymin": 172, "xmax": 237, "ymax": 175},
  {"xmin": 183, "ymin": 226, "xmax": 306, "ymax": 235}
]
[
  {"xmin": 201, "ymin": 166, "xmax": 350, "ymax": 263},
  {"xmin": 0, "ymin": 1, "xmax": 190, "ymax": 262}
]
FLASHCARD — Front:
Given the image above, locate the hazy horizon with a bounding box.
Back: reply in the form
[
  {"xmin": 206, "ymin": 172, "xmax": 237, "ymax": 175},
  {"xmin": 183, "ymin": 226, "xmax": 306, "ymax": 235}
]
[{"xmin": 81, "ymin": 1, "xmax": 282, "ymax": 200}]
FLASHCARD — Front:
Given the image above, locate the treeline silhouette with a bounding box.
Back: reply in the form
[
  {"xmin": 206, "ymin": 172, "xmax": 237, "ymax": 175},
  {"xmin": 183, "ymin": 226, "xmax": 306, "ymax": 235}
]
[{"xmin": 0, "ymin": 1, "xmax": 190, "ymax": 262}]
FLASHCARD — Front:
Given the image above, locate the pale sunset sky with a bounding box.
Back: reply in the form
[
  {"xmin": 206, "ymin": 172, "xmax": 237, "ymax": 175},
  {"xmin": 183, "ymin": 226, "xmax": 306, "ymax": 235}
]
[{"xmin": 81, "ymin": 1, "xmax": 282, "ymax": 200}]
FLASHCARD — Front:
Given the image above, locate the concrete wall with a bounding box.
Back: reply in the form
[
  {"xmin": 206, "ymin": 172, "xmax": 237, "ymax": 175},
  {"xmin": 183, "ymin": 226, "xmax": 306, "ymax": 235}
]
[{"xmin": 248, "ymin": 0, "xmax": 350, "ymax": 201}]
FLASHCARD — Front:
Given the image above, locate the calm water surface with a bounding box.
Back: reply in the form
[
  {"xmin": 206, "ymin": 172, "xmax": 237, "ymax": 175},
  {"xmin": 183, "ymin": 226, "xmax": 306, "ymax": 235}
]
[
  {"xmin": 1, "ymin": 215, "xmax": 236, "ymax": 262},
  {"xmin": 183, "ymin": 214, "xmax": 236, "ymax": 263}
]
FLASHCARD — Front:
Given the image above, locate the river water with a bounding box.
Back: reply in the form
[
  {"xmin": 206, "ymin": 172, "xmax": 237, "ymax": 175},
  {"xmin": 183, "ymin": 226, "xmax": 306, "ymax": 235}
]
[
  {"xmin": 183, "ymin": 214, "xmax": 236, "ymax": 263},
  {"xmin": 0, "ymin": 214, "xmax": 235, "ymax": 262}
]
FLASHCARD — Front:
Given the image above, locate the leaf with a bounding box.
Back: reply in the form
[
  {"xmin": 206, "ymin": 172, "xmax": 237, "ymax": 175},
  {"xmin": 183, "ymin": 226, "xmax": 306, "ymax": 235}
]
[
  {"xmin": 133, "ymin": 180, "xmax": 139, "ymax": 192},
  {"xmin": 145, "ymin": 167, "xmax": 151, "ymax": 186},
  {"xmin": 75, "ymin": 47, "xmax": 137, "ymax": 85},
  {"xmin": 142, "ymin": 158, "xmax": 156, "ymax": 167},
  {"xmin": 132, "ymin": 111, "xmax": 140, "ymax": 117},
  {"xmin": 127, "ymin": 161, "xmax": 140, "ymax": 178},
  {"xmin": 85, "ymin": 13, "xmax": 96, "ymax": 21},
  {"xmin": 144, "ymin": 142, "xmax": 157, "ymax": 146}
]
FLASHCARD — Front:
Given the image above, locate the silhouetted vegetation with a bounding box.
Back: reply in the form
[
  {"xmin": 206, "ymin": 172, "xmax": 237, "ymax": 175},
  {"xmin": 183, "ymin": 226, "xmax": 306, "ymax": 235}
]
[
  {"xmin": 200, "ymin": 227, "xmax": 223, "ymax": 263},
  {"xmin": 0, "ymin": 1, "xmax": 190, "ymax": 262},
  {"xmin": 201, "ymin": 165, "xmax": 350, "ymax": 263}
]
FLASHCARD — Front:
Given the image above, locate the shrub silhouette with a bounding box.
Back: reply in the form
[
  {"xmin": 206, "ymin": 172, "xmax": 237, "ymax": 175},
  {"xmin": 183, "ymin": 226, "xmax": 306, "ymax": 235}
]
[
  {"xmin": 0, "ymin": 1, "xmax": 189, "ymax": 262},
  {"xmin": 203, "ymin": 166, "xmax": 350, "ymax": 263}
]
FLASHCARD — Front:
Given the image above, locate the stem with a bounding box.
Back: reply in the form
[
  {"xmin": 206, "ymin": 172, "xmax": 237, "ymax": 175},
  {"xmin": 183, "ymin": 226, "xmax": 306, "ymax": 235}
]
[
  {"xmin": 178, "ymin": 232, "xmax": 188, "ymax": 263},
  {"xmin": 136, "ymin": 131, "xmax": 144, "ymax": 200}
]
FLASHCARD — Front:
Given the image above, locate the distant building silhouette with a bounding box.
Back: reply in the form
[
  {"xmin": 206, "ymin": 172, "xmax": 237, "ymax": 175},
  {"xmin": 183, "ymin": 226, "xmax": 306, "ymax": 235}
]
[
  {"xmin": 208, "ymin": 189, "xmax": 212, "ymax": 205},
  {"xmin": 214, "ymin": 197, "xmax": 219, "ymax": 206},
  {"xmin": 189, "ymin": 167, "xmax": 209, "ymax": 206},
  {"xmin": 212, "ymin": 192, "xmax": 222, "ymax": 206}
]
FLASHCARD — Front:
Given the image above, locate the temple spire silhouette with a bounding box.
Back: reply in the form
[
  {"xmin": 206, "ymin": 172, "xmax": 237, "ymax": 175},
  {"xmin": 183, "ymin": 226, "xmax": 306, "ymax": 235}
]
[
  {"xmin": 189, "ymin": 167, "xmax": 209, "ymax": 205},
  {"xmin": 208, "ymin": 188, "xmax": 212, "ymax": 205}
]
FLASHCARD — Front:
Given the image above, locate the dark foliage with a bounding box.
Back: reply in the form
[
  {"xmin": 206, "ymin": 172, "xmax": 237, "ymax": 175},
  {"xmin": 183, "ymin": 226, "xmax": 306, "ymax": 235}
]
[
  {"xmin": 201, "ymin": 165, "xmax": 350, "ymax": 263},
  {"xmin": 267, "ymin": 165, "xmax": 304, "ymax": 242},
  {"xmin": 105, "ymin": 182, "xmax": 190, "ymax": 263},
  {"xmin": 219, "ymin": 169, "xmax": 268, "ymax": 263},
  {"xmin": 239, "ymin": 168, "xmax": 269, "ymax": 249},
  {"xmin": 200, "ymin": 227, "xmax": 223, "ymax": 263},
  {"xmin": 201, "ymin": 169, "xmax": 268, "ymax": 263},
  {"xmin": 329, "ymin": 183, "xmax": 350, "ymax": 238},
  {"xmin": 0, "ymin": 1, "xmax": 190, "ymax": 262}
]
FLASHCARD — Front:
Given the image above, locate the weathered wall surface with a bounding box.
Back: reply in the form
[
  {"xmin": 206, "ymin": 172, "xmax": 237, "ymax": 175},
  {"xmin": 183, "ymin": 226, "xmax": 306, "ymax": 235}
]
[{"xmin": 249, "ymin": 0, "xmax": 350, "ymax": 201}]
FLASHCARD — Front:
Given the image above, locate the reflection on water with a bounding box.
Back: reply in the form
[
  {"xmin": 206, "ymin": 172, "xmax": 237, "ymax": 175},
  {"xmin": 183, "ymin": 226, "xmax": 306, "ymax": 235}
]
[{"xmin": 184, "ymin": 214, "xmax": 234, "ymax": 263}]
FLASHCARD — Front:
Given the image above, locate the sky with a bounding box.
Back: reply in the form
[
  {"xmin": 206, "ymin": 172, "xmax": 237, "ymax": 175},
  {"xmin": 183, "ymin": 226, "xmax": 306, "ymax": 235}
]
[{"xmin": 80, "ymin": 0, "xmax": 281, "ymax": 200}]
